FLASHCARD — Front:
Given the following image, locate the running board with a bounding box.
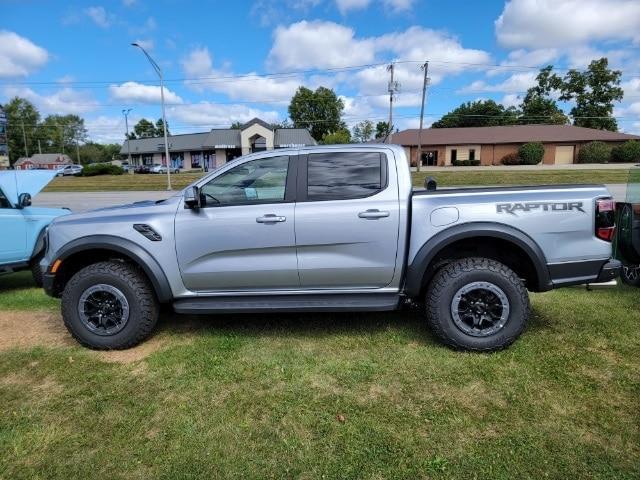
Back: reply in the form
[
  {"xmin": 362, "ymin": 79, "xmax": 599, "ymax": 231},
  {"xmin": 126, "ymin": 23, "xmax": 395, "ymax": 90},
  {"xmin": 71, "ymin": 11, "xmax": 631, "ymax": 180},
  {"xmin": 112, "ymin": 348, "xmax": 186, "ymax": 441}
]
[{"xmin": 173, "ymin": 293, "xmax": 401, "ymax": 314}]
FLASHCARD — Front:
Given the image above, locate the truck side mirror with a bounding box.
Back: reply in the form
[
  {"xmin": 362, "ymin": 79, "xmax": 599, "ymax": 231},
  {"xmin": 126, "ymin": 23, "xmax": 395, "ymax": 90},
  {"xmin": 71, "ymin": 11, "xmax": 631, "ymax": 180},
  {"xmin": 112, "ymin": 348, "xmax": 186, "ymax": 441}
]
[
  {"xmin": 184, "ymin": 186, "xmax": 202, "ymax": 210},
  {"xmin": 425, "ymin": 176, "xmax": 437, "ymax": 191},
  {"xmin": 17, "ymin": 192, "xmax": 32, "ymax": 209}
]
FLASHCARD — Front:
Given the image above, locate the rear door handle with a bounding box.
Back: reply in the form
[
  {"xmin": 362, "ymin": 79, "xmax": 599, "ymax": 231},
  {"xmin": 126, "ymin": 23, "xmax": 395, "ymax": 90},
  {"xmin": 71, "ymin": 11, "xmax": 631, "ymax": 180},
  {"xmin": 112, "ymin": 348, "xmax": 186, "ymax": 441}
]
[
  {"xmin": 256, "ymin": 214, "xmax": 286, "ymax": 223},
  {"xmin": 358, "ymin": 209, "xmax": 390, "ymax": 219}
]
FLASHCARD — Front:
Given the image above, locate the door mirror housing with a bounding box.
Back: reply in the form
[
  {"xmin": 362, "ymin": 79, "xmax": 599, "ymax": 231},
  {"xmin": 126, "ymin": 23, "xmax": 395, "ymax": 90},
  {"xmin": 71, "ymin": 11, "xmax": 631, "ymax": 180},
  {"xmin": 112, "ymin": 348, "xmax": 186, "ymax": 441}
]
[
  {"xmin": 17, "ymin": 192, "xmax": 32, "ymax": 209},
  {"xmin": 184, "ymin": 186, "xmax": 202, "ymax": 209},
  {"xmin": 424, "ymin": 176, "xmax": 437, "ymax": 191}
]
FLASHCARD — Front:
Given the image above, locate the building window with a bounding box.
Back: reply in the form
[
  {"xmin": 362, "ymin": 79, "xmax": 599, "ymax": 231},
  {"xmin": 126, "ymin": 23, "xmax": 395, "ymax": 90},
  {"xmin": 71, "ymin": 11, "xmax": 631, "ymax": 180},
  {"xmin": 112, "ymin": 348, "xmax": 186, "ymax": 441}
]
[
  {"xmin": 170, "ymin": 153, "xmax": 183, "ymax": 169},
  {"xmin": 191, "ymin": 152, "xmax": 202, "ymax": 169},
  {"xmin": 142, "ymin": 154, "xmax": 153, "ymax": 165},
  {"xmin": 469, "ymin": 149, "xmax": 475, "ymax": 161}
]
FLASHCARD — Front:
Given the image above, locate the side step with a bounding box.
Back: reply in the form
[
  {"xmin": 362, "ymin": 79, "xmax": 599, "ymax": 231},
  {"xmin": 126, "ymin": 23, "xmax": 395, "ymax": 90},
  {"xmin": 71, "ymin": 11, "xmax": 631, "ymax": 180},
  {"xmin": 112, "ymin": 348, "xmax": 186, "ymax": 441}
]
[{"xmin": 173, "ymin": 293, "xmax": 401, "ymax": 314}]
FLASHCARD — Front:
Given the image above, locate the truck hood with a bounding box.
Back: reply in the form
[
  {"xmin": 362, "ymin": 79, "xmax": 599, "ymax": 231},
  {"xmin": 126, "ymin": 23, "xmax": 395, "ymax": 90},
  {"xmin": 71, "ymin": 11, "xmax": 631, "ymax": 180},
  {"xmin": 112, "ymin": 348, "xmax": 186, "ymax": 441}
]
[{"xmin": 0, "ymin": 170, "xmax": 58, "ymax": 206}]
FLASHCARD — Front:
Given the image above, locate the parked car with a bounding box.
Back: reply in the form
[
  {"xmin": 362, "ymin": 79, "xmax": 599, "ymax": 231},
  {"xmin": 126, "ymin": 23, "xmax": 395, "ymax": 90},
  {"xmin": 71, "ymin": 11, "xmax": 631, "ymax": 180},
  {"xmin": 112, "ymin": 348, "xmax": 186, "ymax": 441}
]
[
  {"xmin": 134, "ymin": 164, "xmax": 151, "ymax": 174},
  {"xmin": 151, "ymin": 164, "xmax": 180, "ymax": 174},
  {"xmin": 56, "ymin": 165, "xmax": 83, "ymax": 176},
  {"xmin": 41, "ymin": 145, "xmax": 620, "ymax": 351},
  {"xmin": 0, "ymin": 171, "xmax": 70, "ymax": 285}
]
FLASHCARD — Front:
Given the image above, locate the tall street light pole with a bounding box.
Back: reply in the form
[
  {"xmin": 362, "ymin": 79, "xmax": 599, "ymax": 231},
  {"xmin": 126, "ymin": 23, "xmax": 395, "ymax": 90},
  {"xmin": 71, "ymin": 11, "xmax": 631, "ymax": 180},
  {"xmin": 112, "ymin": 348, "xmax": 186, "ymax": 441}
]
[
  {"xmin": 122, "ymin": 108, "xmax": 132, "ymax": 171},
  {"xmin": 131, "ymin": 43, "xmax": 172, "ymax": 190}
]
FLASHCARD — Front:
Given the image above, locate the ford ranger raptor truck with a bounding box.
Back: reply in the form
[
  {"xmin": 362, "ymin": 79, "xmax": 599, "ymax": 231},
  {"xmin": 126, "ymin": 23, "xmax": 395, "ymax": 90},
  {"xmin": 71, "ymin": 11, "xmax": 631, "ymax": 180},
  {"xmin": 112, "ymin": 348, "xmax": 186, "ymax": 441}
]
[{"xmin": 41, "ymin": 145, "xmax": 620, "ymax": 351}]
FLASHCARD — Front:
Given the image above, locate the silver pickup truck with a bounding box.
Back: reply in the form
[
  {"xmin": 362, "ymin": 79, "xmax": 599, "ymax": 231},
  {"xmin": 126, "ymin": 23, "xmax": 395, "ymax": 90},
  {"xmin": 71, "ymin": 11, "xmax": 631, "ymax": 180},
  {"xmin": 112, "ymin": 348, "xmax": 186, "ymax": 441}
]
[{"xmin": 41, "ymin": 145, "xmax": 620, "ymax": 351}]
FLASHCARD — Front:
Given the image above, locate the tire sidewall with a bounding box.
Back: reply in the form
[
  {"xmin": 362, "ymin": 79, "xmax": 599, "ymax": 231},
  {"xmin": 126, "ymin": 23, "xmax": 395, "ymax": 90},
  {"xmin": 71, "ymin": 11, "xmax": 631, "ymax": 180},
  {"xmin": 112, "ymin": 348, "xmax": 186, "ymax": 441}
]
[
  {"xmin": 62, "ymin": 268, "xmax": 149, "ymax": 349},
  {"xmin": 431, "ymin": 267, "xmax": 527, "ymax": 350}
]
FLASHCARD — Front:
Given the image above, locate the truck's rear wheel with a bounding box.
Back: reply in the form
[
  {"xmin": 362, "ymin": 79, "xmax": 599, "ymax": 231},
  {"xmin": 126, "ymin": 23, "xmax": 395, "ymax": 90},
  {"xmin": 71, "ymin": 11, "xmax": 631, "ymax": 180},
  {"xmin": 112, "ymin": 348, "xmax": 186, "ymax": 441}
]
[
  {"xmin": 61, "ymin": 261, "xmax": 159, "ymax": 349},
  {"xmin": 425, "ymin": 257, "xmax": 530, "ymax": 352}
]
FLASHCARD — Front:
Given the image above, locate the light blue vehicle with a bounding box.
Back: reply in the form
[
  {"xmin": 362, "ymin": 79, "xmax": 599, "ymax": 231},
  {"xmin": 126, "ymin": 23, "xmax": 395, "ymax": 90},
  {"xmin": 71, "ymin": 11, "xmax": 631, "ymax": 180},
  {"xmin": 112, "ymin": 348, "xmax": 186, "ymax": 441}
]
[{"xmin": 0, "ymin": 170, "xmax": 70, "ymax": 285}]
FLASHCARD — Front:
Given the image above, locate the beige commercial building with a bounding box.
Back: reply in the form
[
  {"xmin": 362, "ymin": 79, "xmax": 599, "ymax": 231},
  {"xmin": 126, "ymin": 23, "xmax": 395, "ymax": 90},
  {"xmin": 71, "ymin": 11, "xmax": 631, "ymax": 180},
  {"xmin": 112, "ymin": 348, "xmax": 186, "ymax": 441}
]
[
  {"xmin": 390, "ymin": 125, "xmax": 640, "ymax": 167},
  {"xmin": 120, "ymin": 118, "xmax": 316, "ymax": 171}
]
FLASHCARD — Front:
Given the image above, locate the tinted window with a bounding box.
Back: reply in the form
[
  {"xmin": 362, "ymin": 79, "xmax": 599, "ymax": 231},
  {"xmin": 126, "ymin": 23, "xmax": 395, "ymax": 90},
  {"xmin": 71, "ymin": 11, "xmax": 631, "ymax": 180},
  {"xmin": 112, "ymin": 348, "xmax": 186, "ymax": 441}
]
[
  {"xmin": 201, "ymin": 156, "xmax": 289, "ymax": 207},
  {"xmin": 307, "ymin": 152, "xmax": 383, "ymax": 201}
]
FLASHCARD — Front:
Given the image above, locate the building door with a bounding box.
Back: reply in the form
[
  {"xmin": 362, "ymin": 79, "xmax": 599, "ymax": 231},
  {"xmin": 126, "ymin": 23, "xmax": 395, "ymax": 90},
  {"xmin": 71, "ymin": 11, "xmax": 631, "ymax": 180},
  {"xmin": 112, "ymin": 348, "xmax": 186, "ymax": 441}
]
[
  {"xmin": 295, "ymin": 151, "xmax": 400, "ymax": 289},
  {"xmin": 174, "ymin": 154, "xmax": 298, "ymax": 292},
  {"xmin": 423, "ymin": 151, "xmax": 438, "ymax": 166},
  {"xmin": 555, "ymin": 145, "xmax": 575, "ymax": 165}
]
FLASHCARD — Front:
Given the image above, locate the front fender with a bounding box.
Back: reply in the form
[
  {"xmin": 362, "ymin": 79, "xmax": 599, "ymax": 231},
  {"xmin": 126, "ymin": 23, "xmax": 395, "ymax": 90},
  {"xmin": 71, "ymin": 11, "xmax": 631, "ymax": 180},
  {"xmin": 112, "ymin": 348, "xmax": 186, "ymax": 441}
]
[
  {"xmin": 49, "ymin": 234, "xmax": 173, "ymax": 302},
  {"xmin": 405, "ymin": 222, "xmax": 551, "ymax": 297}
]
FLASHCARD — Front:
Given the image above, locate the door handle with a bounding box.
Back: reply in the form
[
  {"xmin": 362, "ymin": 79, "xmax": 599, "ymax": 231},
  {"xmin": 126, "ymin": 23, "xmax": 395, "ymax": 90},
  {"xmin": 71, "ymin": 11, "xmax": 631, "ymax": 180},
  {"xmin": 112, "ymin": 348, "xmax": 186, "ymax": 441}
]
[
  {"xmin": 256, "ymin": 214, "xmax": 286, "ymax": 223},
  {"xmin": 358, "ymin": 209, "xmax": 390, "ymax": 219}
]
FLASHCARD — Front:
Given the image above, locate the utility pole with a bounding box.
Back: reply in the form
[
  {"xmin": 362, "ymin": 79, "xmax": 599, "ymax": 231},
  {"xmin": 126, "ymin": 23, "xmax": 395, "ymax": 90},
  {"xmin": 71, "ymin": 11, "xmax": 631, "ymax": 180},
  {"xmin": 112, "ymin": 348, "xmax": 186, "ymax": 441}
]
[
  {"xmin": 387, "ymin": 63, "xmax": 399, "ymax": 144},
  {"xmin": 416, "ymin": 61, "xmax": 430, "ymax": 172},
  {"xmin": 21, "ymin": 120, "xmax": 28, "ymax": 157},
  {"xmin": 123, "ymin": 108, "xmax": 132, "ymax": 170}
]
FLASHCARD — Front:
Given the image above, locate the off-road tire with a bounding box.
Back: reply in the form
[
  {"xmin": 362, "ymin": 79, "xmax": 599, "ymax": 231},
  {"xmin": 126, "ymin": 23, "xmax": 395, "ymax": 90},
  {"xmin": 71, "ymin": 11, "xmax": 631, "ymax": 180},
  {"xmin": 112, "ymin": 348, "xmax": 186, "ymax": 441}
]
[
  {"xmin": 30, "ymin": 253, "xmax": 44, "ymax": 287},
  {"xmin": 61, "ymin": 261, "xmax": 159, "ymax": 349},
  {"xmin": 425, "ymin": 257, "xmax": 530, "ymax": 352}
]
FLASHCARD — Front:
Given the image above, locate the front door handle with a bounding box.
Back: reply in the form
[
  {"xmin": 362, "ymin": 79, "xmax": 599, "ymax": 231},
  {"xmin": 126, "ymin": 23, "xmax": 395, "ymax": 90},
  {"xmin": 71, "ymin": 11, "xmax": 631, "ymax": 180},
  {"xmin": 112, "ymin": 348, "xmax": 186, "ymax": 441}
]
[
  {"xmin": 256, "ymin": 214, "xmax": 286, "ymax": 223},
  {"xmin": 358, "ymin": 209, "xmax": 390, "ymax": 219}
]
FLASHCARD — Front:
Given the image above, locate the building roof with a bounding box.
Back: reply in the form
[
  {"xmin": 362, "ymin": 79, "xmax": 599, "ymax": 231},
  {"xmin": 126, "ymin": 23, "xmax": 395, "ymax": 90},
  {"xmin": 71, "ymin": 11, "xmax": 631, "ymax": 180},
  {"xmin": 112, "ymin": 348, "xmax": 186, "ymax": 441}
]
[
  {"xmin": 121, "ymin": 124, "xmax": 316, "ymax": 154},
  {"xmin": 391, "ymin": 125, "xmax": 640, "ymax": 146},
  {"xmin": 15, "ymin": 153, "xmax": 73, "ymax": 165}
]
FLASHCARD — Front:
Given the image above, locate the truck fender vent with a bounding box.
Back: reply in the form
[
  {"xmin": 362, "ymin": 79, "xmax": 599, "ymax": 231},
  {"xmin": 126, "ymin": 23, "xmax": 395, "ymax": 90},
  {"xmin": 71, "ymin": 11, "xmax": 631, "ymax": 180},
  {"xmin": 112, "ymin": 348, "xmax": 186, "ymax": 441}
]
[{"xmin": 133, "ymin": 224, "xmax": 162, "ymax": 241}]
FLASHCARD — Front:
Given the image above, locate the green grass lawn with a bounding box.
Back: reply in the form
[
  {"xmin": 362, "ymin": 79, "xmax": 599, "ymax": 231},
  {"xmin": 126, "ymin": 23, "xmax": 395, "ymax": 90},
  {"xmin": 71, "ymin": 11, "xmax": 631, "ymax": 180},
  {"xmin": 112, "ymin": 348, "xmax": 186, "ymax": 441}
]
[
  {"xmin": 0, "ymin": 273, "xmax": 638, "ymax": 478},
  {"xmin": 43, "ymin": 168, "xmax": 633, "ymax": 192}
]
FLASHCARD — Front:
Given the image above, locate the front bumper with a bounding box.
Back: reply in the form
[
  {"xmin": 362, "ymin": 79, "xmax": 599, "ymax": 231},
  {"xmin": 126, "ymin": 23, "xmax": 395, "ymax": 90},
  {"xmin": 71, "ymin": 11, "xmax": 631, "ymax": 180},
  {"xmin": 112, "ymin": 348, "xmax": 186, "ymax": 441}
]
[{"xmin": 595, "ymin": 259, "xmax": 622, "ymax": 283}]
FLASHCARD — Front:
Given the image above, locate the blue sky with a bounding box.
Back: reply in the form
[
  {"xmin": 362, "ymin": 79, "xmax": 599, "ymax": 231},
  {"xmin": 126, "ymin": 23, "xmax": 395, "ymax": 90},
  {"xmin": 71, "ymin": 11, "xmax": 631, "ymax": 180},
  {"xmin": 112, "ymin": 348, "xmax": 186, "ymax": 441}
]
[{"xmin": 1, "ymin": 0, "xmax": 640, "ymax": 143}]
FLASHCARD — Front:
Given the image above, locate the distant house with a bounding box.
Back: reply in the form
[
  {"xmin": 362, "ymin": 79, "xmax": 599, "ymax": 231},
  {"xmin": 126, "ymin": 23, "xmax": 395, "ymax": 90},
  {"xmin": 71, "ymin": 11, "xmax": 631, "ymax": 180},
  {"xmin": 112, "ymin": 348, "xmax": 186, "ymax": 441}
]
[
  {"xmin": 390, "ymin": 125, "xmax": 640, "ymax": 167},
  {"xmin": 14, "ymin": 153, "xmax": 74, "ymax": 170},
  {"xmin": 120, "ymin": 118, "xmax": 316, "ymax": 171}
]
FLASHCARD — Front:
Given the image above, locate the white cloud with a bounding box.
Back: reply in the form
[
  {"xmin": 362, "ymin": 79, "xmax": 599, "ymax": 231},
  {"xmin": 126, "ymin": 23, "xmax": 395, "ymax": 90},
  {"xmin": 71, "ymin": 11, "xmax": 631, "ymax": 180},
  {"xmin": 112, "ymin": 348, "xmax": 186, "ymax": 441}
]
[
  {"xmin": 495, "ymin": 0, "xmax": 640, "ymax": 48},
  {"xmin": 85, "ymin": 115, "xmax": 128, "ymax": 143},
  {"xmin": 383, "ymin": 0, "xmax": 413, "ymax": 11},
  {"xmin": 132, "ymin": 39, "xmax": 154, "ymax": 51},
  {"xmin": 181, "ymin": 47, "xmax": 301, "ymax": 103},
  {"xmin": 500, "ymin": 93, "xmax": 522, "ymax": 108},
  {"xmin": 170, "ymin": 103, "xmax": 280, "ymax": 127},
  {"xmin": 268, "ymin": 21, "xmax": 377, "ymax": 70},
  {"xmin": 122, "ymin": 0, "xmax": 136, "ymax": 6},
  {"xmin": 622, "ymin": 79, "xmax": 640, "ymax": 98},
  {"xmin": 0, "ymin": 31, "xmax": 49, "ymax": 78},
  {"xmin": 109, "ymin": 81, "xmax": 184, "ymax": 104},
  {"xmin": 335, "ymin": 0, "xmax": 371, "ymax": 14},
  {"xmin": 458, "ymin": 72, "xmax": 537, "ymax": 94},
  {"xmin": 3, "ymin": 86, "xmax": 98, "ymax": 115},
  {"xmin": 84, "ymin": 6, "xmax": 112, "ymax": 28}
]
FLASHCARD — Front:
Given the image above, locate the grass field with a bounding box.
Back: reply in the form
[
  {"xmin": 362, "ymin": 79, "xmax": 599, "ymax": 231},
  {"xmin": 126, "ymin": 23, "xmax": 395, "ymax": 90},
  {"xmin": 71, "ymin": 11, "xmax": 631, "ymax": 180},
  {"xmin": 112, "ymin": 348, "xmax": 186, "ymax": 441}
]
[
  {"xmin": 43, "ymin": 168, "xmax": 634, "ymax": 192},
  {"xmin": 1, "ymin": 272, "xmax": 638, "ymax": 479}
]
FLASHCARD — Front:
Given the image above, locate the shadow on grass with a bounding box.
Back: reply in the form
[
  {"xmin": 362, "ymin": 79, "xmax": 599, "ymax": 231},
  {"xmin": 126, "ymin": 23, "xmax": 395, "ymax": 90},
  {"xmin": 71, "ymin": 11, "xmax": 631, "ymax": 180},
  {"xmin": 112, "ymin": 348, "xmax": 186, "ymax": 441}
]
[
  {"xmin": 154, "ymin": 307, "xmax": 439, "ymax": 345},
  {"xmin": 0, "ymin": 271, "xmax": 36, "ymax": 292}
]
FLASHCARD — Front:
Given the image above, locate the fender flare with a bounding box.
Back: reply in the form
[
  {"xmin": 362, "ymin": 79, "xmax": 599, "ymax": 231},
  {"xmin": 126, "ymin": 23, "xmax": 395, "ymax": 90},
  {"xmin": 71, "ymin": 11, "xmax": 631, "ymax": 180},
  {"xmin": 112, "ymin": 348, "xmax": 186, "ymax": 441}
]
[
  {"xmin": 31, "ymin": 228, "xmax": 48, "ymax": 260},
  {"xmin": 404, "ymin": 222, "xmax": 551, "ymax": 297},
  {"xmin": 54, "ymin": 235, "xmax": 173, "ymax": 302}
]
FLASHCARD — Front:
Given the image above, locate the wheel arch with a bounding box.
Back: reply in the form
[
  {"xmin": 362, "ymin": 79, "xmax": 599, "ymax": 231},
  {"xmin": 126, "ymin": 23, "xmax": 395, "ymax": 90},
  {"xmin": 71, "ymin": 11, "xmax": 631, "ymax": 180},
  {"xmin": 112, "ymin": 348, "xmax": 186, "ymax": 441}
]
[
  {"xmin": 50, "ymin": 235, "xmax": 173, "ymax": 302},
  {"xmin": 404, "ymin": 222, "xmax": 551, "ymax": 297}
]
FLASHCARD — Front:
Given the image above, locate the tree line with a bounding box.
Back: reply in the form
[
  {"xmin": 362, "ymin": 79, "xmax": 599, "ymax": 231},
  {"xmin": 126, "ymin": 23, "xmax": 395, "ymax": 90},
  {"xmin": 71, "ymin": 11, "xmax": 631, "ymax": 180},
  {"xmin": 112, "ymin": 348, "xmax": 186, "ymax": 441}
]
[{"xmin": 2, "ymin": 57, "xmax": 624, "ymax": 165}]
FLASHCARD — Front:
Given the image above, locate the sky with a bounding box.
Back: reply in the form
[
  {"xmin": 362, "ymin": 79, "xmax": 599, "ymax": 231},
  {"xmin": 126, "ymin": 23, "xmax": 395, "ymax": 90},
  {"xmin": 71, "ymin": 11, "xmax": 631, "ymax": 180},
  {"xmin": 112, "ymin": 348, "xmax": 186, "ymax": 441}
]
[{"xmin": 1, "ymin": 0, "xmax": 640, "ymax": 144}]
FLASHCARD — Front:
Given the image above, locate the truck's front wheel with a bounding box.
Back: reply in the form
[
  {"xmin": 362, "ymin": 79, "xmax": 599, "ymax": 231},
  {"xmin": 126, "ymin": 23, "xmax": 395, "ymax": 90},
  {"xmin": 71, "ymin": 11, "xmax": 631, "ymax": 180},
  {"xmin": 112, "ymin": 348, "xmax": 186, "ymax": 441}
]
[
  {"xmin": 61, "ymin": 261, "xmax": 159, "ymax": 349},
  {"xmin": 425, "ymin": 257, "xmax": 530, "ymax": 352}
]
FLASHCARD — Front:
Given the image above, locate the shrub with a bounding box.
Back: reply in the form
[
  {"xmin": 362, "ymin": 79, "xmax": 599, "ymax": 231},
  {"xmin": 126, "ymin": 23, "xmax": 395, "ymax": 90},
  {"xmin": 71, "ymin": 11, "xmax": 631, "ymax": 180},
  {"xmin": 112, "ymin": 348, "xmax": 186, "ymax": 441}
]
[
  {"xmin": 611, "ymin": 140, "xmax": 640, "ymax": 163},
  {"xmin": 500, "ymin": 152, "xmax": 522, "ymax": 165},
  {"xmin": 82, "ymin": 163, "xmax": 124, "ymax": 176},
  {"xmin": 452, "ymin": 159, "xmax": 481, "ymax": 166},
  {"xmin": 518, "ymin": 142, "xmax": 545, "ymax": 165},
  {"xmin": 577, "ymin": 141, "xmax": 612, "ymax": 164}
]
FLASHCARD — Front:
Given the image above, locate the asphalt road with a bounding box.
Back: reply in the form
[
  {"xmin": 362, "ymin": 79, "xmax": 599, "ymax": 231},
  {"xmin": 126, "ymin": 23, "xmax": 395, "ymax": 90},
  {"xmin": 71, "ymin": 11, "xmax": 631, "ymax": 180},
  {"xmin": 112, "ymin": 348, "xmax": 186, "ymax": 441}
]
[{"xmin": 34, "ymin": 184, "xmax": 629, "ymax": 212}]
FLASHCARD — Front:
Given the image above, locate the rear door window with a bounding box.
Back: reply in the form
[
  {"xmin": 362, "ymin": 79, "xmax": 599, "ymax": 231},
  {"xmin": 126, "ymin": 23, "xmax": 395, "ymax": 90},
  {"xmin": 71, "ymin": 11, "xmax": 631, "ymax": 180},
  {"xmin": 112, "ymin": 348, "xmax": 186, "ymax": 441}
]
[
  {"xmin": 306, "ymin": 152, "xmax": 386, "ymax": 201},
  {"xmin": 0, "ymin": 188, "xmax": 11, "ymax": 208}
]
